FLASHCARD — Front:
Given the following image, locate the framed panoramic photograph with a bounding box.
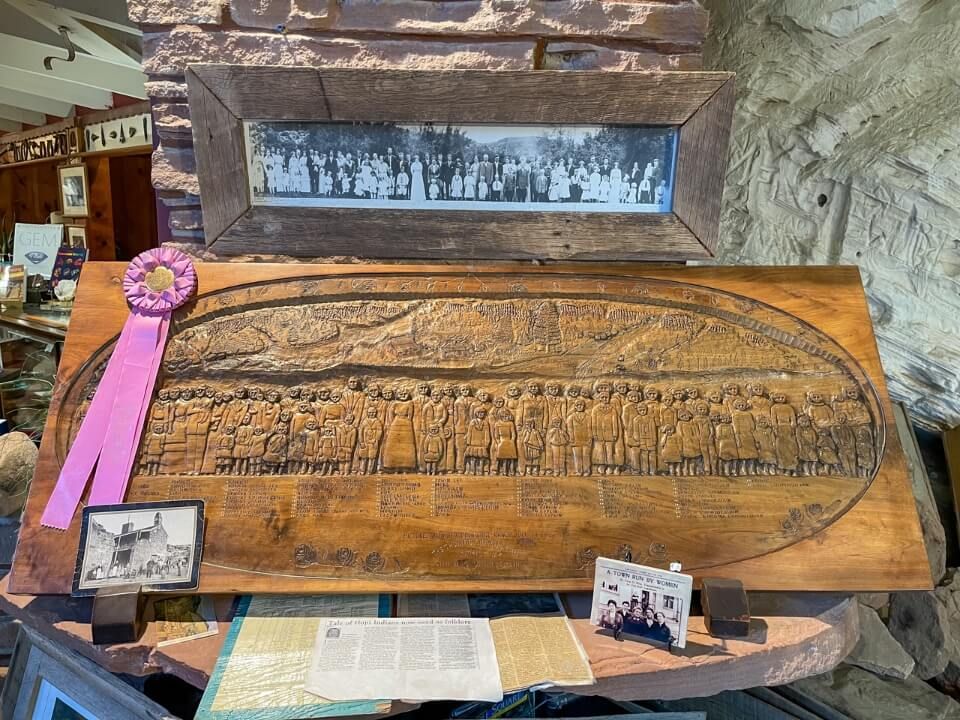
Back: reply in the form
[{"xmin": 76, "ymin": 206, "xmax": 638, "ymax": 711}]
[
  {"xmin": 187, "ymin": 67, "xmax": 735, "ymax": 260},
  {"xmin": 72, "ymin": 499, "xmax": 204, "ymax": 596},
  {"xmin": 57, "ymin": 164, "xmax": 89, "ymax": 218},
  {"xmin": 1, "ymin": 627, "xmax": 175, "ymax": 720}
]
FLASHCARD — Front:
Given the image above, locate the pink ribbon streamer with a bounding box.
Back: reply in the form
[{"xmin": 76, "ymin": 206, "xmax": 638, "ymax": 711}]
[{"xmin": 41, "ymin": 249, "xmax": 196, "ymax": 530}]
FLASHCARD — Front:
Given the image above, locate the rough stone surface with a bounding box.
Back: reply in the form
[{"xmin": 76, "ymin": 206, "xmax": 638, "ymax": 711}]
[
  {"xmin": 145, "ymin": 81, "xmax": 188, "ymax": 101},
  {"xmin": 169, "ymin": 209, "xmax": 205, "ymax": 231},
  {"xmin": 859, "ymin": 593, "xmax": 891, "ymax": 611},
  {"xmin": 151, "ymin": 102, "xmax": 192, "ymax": 143},
  {"xmin": 704, "ymin": 0, "xmax": 960, "ymax": 430},
  {"xmin": 894, "ymin": 402, "xmax": 947, "ymax": 584},
  {"xmin": 0, "ymin": 432, "xmax": 37, "ymax": 517},
  {"xmin": 334, "ymin": 1, "xmax": 708, "ymax": 45},
  {"xmin": 229, "ymin": 0, "xmax": 335, "ymax": 30},
  {"xmin": 888, "ymin": 586, "xmax": 955, "ymax": 680},
  {"xmin": 792, "ymin": 665, "xmax": 960, "ymax": 720},
  {"xmin": 144, "ymin": 28, "xmax": 537, "ymax": 76},
  {"xmin": 152, "ymin": 145, "xmax": 200, "ymax": 195},
  {"xmin": 542, "ymin": 41, "xmax": 702, "ymax": 71},
  {"xmin": 128, "ymin": 0, "xmax": 224, "ymax": 24},
  {"xmin": 846, "ymin": 604, "xmax": 914, "ymax": 680}
]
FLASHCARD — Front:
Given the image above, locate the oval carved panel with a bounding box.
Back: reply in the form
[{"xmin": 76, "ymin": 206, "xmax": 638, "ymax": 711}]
[{"xmin": 54, "ymin": 271, "xmax": 884, "ymax": 587}]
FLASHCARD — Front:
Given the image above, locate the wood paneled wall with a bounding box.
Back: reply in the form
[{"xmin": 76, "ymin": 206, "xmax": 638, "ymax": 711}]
[{"xmin": 0, "ymin": 153, "xmax": 157, "ymax": 261}]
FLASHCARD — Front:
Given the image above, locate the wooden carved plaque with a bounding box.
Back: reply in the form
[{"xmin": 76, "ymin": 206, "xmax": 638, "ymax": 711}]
[{"xmin": 11, "ymin": 264, "xmax": 930, "ymax": 594}]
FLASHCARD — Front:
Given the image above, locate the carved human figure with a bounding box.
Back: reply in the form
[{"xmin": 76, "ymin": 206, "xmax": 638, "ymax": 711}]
[
  {"xmin": 342, "ymin": 376, "xmax": 365, "ymax": 425},
  {"xmin": 831, "ymin": 413, "xmax": 857, "ymax": 477},
  {"xmin": 142, "ymin": 424, "xmax": 165, "ymax": 476},
  {"xmin": 288, "ymin": 416, "xmax": 309, "ymax": 474},
  {"xmin": 754, "ymin": 415, "xmax": 777, "ymax": 475},
  {"xmin": 796, "ymin": 414, "xmax": 819, "ymax": 475},
  {"xmin": 747, "ymin": 383, "xmax": 771, "ymax": 416},
  {"xmin": 453, "ymin": 384, "xmax": 474, "ymax": 473},
  {"xmin": 291, "ymin": 401, "xmax": 314, "ymax": 440},
  {"xmin": 676, "ymin": 410, "xmax": 701, "ymax": 475},
  {"xmin": 804, "ymin": 391, "xmax": 834, "ymax": 429},
  {"xmin": 660, "ymin": 395, "xmax": 678, "ymax": 430},
  {"xmin": 683, "ymin": 387, "xmax": 701, "ymax": 415},
  {"xmin": 519, "ymin": 418, "xmax": 544, "ymax": 476},
  {"xmin": 317, "ymin": 426, "xmax": 337, "ymax": 475},
  {"xmin": 770, "ymin": 393, "xmax": 799, "ymax": 474},
  {"xmin": 357, "ymin": 407, "xmax": 384, "ymax": 475},
  {"xmin": 264, "ymin": 424, "xmax": 289, "ymax": 475},
  {"xmin": 546, "ymin": 417, "xmax": 569, "ymax": 475},
  {"xmin": 163, "ymin": 388, "xmax": 191, "ymax": 474},
  {"xmin": 465, "ymin": 408, "xmax": 492, "ymax": 475},
  {"xmin": 234, "ymin": 415, "xmax": 255, "ymax": 475},
  {"xmin": 545, "ymin": 382, "xmax": 567, "ymax": 427},
  {"xmin": 519, "ymin": 381, "xmax": 547, "ymax": 444},
  {"xmin": 440, "ymin": 384, "xmax": 457, "ymax": 472},
  {"xmin": 422, "ymin": 425, "xmax": 445, "ymax": 475},
  {"xmin": 816, "ymin": 427, "xmax": 841, "ymax": 475},
  {"xmin": 302, "ymin": 419, "xmax": 319, "ymax": 474},
  {"xmin": 722, "ymin": 382, "xmax": 741, "ymax": 414},
  {"xmin": 413, "ymin": 382, "xmax": 431, "ymax": 440},
  {"xmin": 250, "ymin": 427, "xmax": 267, "ymax": 475},
  {"xmin": 632, "ymin": 404, "xmax": 658, "ymax": 475},
  {"xmin": 622, "ymin": 391, "xmax": 641, "ymax": 450},
  {"xmin": 591, "ymin": 391, "xmax": 623, "ymax": 475},
  {"xmin": 715, "ymin": 414, "xmax": 738, "ymax": 476},
  {"xmin": 215, "ymin": 425, "xmax": 235, "ymax": 475},
  {"xmin": 641, "ymin": 386, "xmax": 660, "ymax": 416},
  {"xmin": 707, "ymin": 390, "xmax": 725, "ymax": 418},
  {"xmin": 612, "ymin": 381, "xmax": 630, "ymax": 416},
  {"xmin": 692, "ymin": 402, "xmax": 716, "ymax": 475},
  {"xmin": 492, "ymin": 408, "xmax": 518, "ymax": 476},
  {"xmin": 731, "ymin": 398, "xmax": 759, "ymax": 475},
  {"xmin": 505, "ymin": 383, "xmax": 523, "ymax": 415},
  {"xmin": 320, "ymin": 390, "xmax": 345, "ymax": 428},
  {"xmin": 567, "ymin": 399, "xmax": 592, "ymax": 476},
  {"xmin": 337, "ymin": 416, "xmax": 358, "ymax": 475},
  {"xmin": 360, "ymin": 385, "xmax": 384, "ymax": 432},
  {"xmin": 854, "ymin": 425, "xmax": 876, "ymax": 477},
  {"xmin": 659, "ymin": 425, "xmax": 682, "ymax": 476},
  {"xmin": 262, "ymin": 390, "xmax": 282, "ymax": 432},
  {"xmin": 382, "ymin": 388, "xmax": 417, "ymax": 472},
  {"xmin": 149, "ymin": 389, "xmax": 172, "ymax": 433}
]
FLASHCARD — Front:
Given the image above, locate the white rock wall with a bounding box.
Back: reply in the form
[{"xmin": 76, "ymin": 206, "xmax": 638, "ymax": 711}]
[{"xmin": 703, "ymin": 0, "xmax": 960, "ymax": 429}]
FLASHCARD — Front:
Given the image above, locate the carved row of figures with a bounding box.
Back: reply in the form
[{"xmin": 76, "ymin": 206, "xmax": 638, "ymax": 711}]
[{"xmin": 115, "ymin": 378, "xmax": 878, "ymax": 479}]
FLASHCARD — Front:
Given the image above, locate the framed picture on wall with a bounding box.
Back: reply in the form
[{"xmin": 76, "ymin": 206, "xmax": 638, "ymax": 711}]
[
  {"xmin": 66, "ymin": 225, "xmax": 87, "ymax": 248},
  {"xmin": 0, "ymin": 627, "xmax": 174, "ymax": 720},
  {"xmin": 57, "ymin": 163, "xmax": 90, "ymax": 217},
  {"xmin": 187, "ymin": 67, "xmax": 735, "ymax": 261}
]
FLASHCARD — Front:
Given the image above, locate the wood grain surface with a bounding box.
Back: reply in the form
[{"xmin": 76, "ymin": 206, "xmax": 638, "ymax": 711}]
[{"xmin": 9, "ymin": 263, "xmax": 929, "ymax": 595}]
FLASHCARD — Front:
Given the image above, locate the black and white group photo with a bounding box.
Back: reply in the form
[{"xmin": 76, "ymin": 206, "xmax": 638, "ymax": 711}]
[
  {"xmin": 75, "ymin": 503, "xmax": 201, "ymax": 593},
  {"xmin": 244, "ymin": 121, "xmax": 677, "ymax": 213}
]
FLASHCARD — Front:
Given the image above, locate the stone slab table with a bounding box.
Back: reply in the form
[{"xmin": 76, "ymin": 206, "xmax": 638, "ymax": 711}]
[{"xmin": 0, "ymin": 575, "xmax": 858, "ymax": 702}]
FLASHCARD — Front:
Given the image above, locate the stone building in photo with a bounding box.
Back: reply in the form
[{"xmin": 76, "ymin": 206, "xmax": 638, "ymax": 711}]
[{"xmin": 84, "ymin": 512, "xmax": 169, "ymax": 579}]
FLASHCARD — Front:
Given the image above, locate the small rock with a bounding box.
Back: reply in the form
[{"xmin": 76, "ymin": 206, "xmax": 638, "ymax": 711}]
[
  {"xmin": 889, "ymin": 588, "xmax": 956, "ymax": 680},
  {"xmin": 0, "ymin": 432, "xmax": 37, "ymax": 517},
  {"xmin": 792, "ymin": 665, "xmax": 960, "ymax": 719},
  {"xmin": 859, "ymin": 593, "xmax": 891, "ymax": 611},
  {"xmin": 847, "ymin": 604, "xmax": 914, "ymax": 679}
]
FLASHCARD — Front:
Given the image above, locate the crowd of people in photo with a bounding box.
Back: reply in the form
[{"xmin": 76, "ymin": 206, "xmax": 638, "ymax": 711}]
[
  {"xmin": 250, "ymin": 145, "xmax": 671, "ymax": 206},
  {"xmin": 598, "ymin": 596, "xmax": 675, "ymax": 643},
  {"xmin": 84, "ymin": 555, "xmax": 189, "ymax": 582},
  {"xmin": 127, "ymin": 377, "xmax": 877, "ymax": 479}
]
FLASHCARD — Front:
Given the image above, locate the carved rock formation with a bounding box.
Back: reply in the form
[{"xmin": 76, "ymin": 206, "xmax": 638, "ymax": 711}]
[{"xmin": 704, "ymin": 0, "xmax": 960, "ymax": 429}]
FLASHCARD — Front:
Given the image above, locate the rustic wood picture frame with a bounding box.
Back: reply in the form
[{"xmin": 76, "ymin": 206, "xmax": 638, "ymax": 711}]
[
  {"xmin": 187, "ymin": 66, "xmax": 735, "ymax": 261},
  {"xmin": 1, "ymin": 627, "xmax": 174, "ymax": 720}
]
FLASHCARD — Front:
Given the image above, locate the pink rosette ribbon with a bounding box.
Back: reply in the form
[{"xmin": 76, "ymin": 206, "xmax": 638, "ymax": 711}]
[{"xmin": 41, "ymin": 248, "xmax": 197, "ymax": 530}]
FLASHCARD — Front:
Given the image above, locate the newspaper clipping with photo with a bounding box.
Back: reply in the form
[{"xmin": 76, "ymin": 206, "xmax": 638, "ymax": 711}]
[{"xmin": 590, "ymin": 557, "xmax": 693, "ymax": 649}]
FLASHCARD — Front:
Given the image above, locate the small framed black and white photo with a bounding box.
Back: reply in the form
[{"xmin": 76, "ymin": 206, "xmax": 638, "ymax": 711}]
[
  {"xmin": 57, "ymin": 163, "xmax": 90, "ymax": 218},
  {"xmin": 72, "ymin": 499, "xmax": 204, "ymax": 597}
]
